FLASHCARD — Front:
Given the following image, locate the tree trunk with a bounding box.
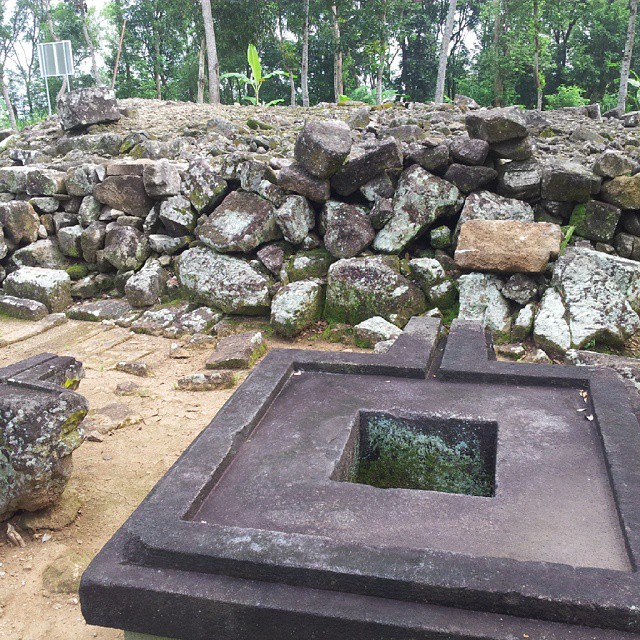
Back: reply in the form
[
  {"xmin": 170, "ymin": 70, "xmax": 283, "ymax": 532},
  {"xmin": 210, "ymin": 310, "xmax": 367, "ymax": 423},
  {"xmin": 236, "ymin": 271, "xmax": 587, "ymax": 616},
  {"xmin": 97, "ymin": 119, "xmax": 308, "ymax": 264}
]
[
  {"xmin": 80, "ymin": 5, "xmax": 101, "ymax": 86},
  {"xmin": 200, "ymin": 0, "xmax": 220, "ymax": 105},
  {"xmin": 197, "ymin": 37, "xmax": 205, "ymax": 103},
  {"xmin": 302, "ymin": 0, "xmax": 310, "ymax": 107},
  {"xmin": 289, "ymin": 71, "xmax": 296, "ymax": 106},
  {"xmin": 435, "ymin": 0, "xmax": 457, "ymax": 103},
  {"xmin": 533, "ymin": 0, "xmax": 542, "ymax": 110},
  {"xmin": 619, "ymin": 0, "xmax": 639, "ymax": 111},
  {"xmin": 0, "ymin": 69, "xmax": 18, "ymax": 131},
  {"xmin": 330, "ymin": 3, "xmax": 343, "ymax": 102},
  {"xmin": 492, "ymin": 0, "xmax": 503, "ymax": 107},
  {"xmin": 376, "ymin": 63, "xmax": 384, "ymax": 105}
]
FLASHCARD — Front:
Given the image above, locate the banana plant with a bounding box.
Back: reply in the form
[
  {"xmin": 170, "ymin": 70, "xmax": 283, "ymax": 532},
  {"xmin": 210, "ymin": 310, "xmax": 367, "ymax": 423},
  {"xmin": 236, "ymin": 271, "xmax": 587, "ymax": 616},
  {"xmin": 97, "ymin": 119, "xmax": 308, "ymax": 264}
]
[{"xmin": 221, "ymin": 44, "xmax": 288, "ymax": 106}]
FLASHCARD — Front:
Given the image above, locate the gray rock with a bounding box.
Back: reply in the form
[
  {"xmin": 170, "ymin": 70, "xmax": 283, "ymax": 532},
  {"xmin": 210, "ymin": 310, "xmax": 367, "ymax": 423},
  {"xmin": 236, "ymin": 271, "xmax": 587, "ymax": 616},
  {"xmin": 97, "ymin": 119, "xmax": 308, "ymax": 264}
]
[
  {"xmin": 534, "ymin": 288, "xmax": 571, "ymax": 356},
  {"xmin": 360, "ymin": 174, "xmax": 395, "ymax": 202},
  {"xmin": 323, "ymin": 202, "xmax": 374, "ymax": 259},
  {"xmin": 0, "ymin": 295, "xmax": 49, "ymax": 320},
  {"xmin": 78, "ymin": 196, "xmax": 102, "ymax": 227},
  {"xmin": 238, "ymin": 160, "xmax": 277, "ymax": 193},
  {"xmin": 257, "ymin": 244, "xmax": 287, "ymax": 275},
  {"xmin": 294, "ymin": 120, "xmax": 352, "ymax": 179},
  {"xmin": 182, "ymin": 159, "xmax": 228, "ymax": 214},
  {"xmin": 103, "ymin": 225, "xmax": 150, "ymax": 271},
  {"xmin": 497, "ymin": 159, "xmax": 542, "ymax": 200},
  {"xmin": 569, "ymin": 200, "xmax": 621, "ymax": 243},
  {"xmin": 4, "ymin": 267, "xmax": 72, "ymax": 312},
  {"xmin": 622, "ymin": 211, "xmax": 640, "ymax": 236},
  {"xmin": 354, "ymin": 316, "xmax": 402, "ymax": 348},
  {"xmin": 206, "ymin": 331, "xmax": 266, "ymax": 369},
  {"xmin": 162, "ymin": 307, "xmax": 221, "ymax": 338},
  {"xmin": 80, "ymin": 222, "xmax": 107, "ymax": 263},
  {"xmin": 9, "ymin": 239, "xmax": 69, "ymax": 269},
  {"xmin": 176, "ymin": 247, "xmax": 271, "ymax": 315},
  {"xmin": 29, "ymin": 197, "xmax": 59, "ymax": 214},
  {"xmin": 130, "ymin": 303, "xmax": 190, "ymax": 336},
  {"xmin": 458, "ymin": 273, "xmax": 511, "ymax": 335},
  {"xmin": 466, "ymin": 107, "xmax": 528, "ymax": 143},
  {"xmin": 501, "ymin": 273, "xmax": 538, "ymax": 305},
  {"xmin": 57, "ymin": 87, "xmax": 121, "ymax": 130},
  {"xmin": 26, "ymin": 168, "xmax": 67, "ymax": 196},
  {"xmin": 443, "ymin": 164, "xmax": 497, "ymax": 193},
  {"xmin": 148, "ymin": 234, "xmax": 189, "ymax": 255},
  {"xmin": 325, "ymin": 256, "xmax": 426, "ymax": 327},
  {"xmin": 490, "ymin": 136, "xmax": 535, "ymax": 161},
  {"xmin": 94, "ymin": 176, "xmax": 154, "ymax": 217},
  {"xmin": 0, "ymin": 201, "xmax": 39, "ymax": 245},
  {"xmin": 198, "ymin": 191, "xmax": 280, "ymax": 253},
  {"xmin": 176, "ymin": 371, "xmax": 236, "ymax": 391},
  {"xmin": 66, "ymin": 299, "xmax": 141, "ymax": 323},
  {"xmin": 124, "ymin": 261, "xmax": 167, "ymax": 308},
  {"xmin": 369, "ymin": 197, "xmax": 394, "ymax": 230},
  {"xmin": 541, "ymin": 161, "xmax": 593, "ymax": 203},
  {"xmin": 158, "ymin": 195, "xmax": 197, "ymax": 236},
  {"xmin": 275, "ymin": 195, "xmax": 315, "ymax": 245},
  {"xmin": 0, "ymin": 166, "xmax": 30, "ymax": 193},
  {"xmin": 374, "ymin": 165, "xmax": 463, "ymax": 254},
  {"xmin": 407, "ymin": 143, "xmax": 450, "ymax": 173},
  {"xmin": 278, "ymin": 164, "xmax": 331, "ymax": 203},
  {"xmin": 331, "ymin": 139, "xmax": 403, "ymax": 196},
  {"xmin": 57, "ymin": 225, "xmax": 84, "ymax": 258},
  {"xmin": 449, "ymin": 137, "xmax": 489, "ymax": 166},
  {"xmin": 512, "ymin": 303, "xmax": 536, "ymax": 340},
  {"xmin": 65, "ymin": 164, "xmax": 104, "ymax": 197},
  {"xmin": 270, "ymin": 280, "xmax": 324, "ymax": 337},
  {"xmin": 0, "ymin": 225, "xmax": 6, "ymax": 260},
  {"xmin": 285, "ymin": 248, "xmax": 335, "ymax": 282},
  {"xmin": 593, "ymin": 150, "xmax": 636, "ymax": 178},
  {"xmin": 143, "ymin": 160, "xmax": 181, "ymax": 197},
  {"xmin": 409, "ymin": 258, "xmax": 447, "ymax": 293}
]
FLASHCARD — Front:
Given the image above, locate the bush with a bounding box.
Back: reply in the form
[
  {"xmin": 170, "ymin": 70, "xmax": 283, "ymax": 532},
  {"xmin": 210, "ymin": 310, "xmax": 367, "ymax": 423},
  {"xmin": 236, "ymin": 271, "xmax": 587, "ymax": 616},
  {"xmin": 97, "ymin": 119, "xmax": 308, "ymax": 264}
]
[{"xmin": 545, "ymin": 85, "xmax": 589, "ymax": 109}]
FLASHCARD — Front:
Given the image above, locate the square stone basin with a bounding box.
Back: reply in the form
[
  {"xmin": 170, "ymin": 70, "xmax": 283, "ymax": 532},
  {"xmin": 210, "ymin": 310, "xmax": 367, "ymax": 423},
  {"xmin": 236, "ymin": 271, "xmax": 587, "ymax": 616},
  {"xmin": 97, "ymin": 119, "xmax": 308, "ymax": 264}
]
[{"xmin": 80, "ymin": 318, "xmax": 640, "ymax": 640}]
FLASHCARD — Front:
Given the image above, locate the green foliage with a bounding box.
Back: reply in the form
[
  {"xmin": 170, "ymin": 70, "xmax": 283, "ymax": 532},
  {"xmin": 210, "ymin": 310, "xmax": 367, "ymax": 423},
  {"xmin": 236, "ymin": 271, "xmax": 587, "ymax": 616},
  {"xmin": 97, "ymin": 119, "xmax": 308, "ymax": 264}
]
[
  {"xmin": 352, "ymin": 415, "xmax": 494, "ymax": 497},
  {"xmin": 339, "ymin": 85, "xmax": 398, "ymax": 105},
  {"xmin": 545, "ymin": 84, "xmax": 589, "ymax": 109},
  {"xmin": 221, "ymin": 44, "xmax": 288, "ymax": 105},
  {"xmin": 560, "ymin": 225, "xmax": 577, "ymax": 252}
]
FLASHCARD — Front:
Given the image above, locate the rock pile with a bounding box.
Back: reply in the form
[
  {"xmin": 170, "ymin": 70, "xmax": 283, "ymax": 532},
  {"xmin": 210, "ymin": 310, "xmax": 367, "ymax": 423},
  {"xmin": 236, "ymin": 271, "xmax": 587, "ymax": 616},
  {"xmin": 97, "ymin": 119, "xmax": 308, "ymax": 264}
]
[{"xmin": 0, "ymin": 90, "xmax": 639, "ymax": 354}]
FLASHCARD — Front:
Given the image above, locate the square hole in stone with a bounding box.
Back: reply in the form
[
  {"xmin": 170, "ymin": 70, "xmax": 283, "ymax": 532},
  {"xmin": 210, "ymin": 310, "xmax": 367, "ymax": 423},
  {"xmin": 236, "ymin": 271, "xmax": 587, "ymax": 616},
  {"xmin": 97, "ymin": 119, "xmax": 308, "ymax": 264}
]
[{"xmin": 338, "ymin": 412, "xmax": 498, "ymax": 497}]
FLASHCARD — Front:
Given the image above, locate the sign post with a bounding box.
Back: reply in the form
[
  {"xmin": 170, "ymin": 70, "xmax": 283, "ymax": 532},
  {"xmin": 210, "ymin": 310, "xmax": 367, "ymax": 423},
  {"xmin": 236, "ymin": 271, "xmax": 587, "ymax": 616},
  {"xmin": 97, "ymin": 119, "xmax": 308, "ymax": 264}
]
[{"xmin": 37, "ymin": 41, "xmax": 75, "ymax": 116}]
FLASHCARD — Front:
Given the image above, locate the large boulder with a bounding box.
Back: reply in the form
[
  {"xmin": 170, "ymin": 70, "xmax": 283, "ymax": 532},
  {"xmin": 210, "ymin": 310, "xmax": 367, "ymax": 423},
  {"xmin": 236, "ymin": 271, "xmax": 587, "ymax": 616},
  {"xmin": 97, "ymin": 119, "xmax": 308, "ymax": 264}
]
[
  {"xmin": 569, "ymin": 200, "xmax": 621, "ymax": 242},
  {"xmin": 466, "ymin": 107, "xmax": 528, "ymax": 143},
  {"xmin": 198, "ymin": 191, "xmax": 281, "ymax": 253},
  {"xmin": 458, "ymin": 273, "xmax": 511, "ymax": 336},
  {"xmin": 294, "ymin": 120, "xmax": 352, "ymax": 179},
  {"xmin": 497, "ymin": 159, "xmax": 542, "ymax": 200},
  {"xmin": 182, "ymin": 159, "xmax": 228, "ymax": 214},
  {"xmin": 322, "ymin": 202, "xmax": 374, "ymax": 259},
  {"xmin": 57, "ymin": 87, "xmax": 121, "ymax": 131},
  {"xmin": 158, "ymin": 195, "xmax": 197, "ymax": 236},
  {"xmin": 4, "ymin": 267, "xmax": 72, "ymax": 312},
  {"xmin": 103, "ymin": 225, "xmax": 150, "ymax": 271},
  {"xmin": 142, "ymin": 160, "xmax": 181, "ymax": 197},
  {"xmin": 455, "ymin": 220, "xmax": 561, "ymax": 274},
  {"xmin": 80, "ymin": 222, "xmax": 107, "ymax": 263},
  {"xmin": 541, "ymin": 161, "xmax": 594, "ymax": 203},
  {"xmin": 325, "ymin": 256, "xmax": 427, "ymax": 327},
  {"xmin": 124, "ymin": 261, "xmax": 166, "ymax": 308},
  {"xmin": 374, "ymin": 165, "xmax": 463, "ymax": 254},
  {"xmin": 0, "ymin": 355, "xmax": 88, "ymax": 520},
  {"xmin": 176, "ymin": 247, "xmax": 271, "ymax": 315},
  {"xmin": 26, "ymin": 168, "xmax": 67, "ymax": 196},
  {"xmin": 456, "ymin": 190, "xmax": 534, "ymax": 238},
  {"xmin": 57, "ymin": 225, "xmax": 84, "ymax": 258},
  {"xmin": 9, "ymin": 239, "xmax": 69, "ymax": 269},
  {"xmin": 443, "ymin": 164, "xmax": 497, "ymax": 193},
  {"xmin": 534, "ymin": 289, "xmax": 571, "ymax": 357},
  {"xmin": 270, "ymin": 280, "xmax": 324, "ymax": 337},
  {"xmin": 94, "ymin": 176, "xmax": 154, "ymax": 217},
  {"xmin": 601, "ymin": 173, "xmax": 640, "ymax": 210},
  {"xmin": 278, "ymin": 164, "xmax": 331, "ymax": 203},
  {"xmin": 0, "ymin": 201, "xmax": 39, "ymax": 245}
]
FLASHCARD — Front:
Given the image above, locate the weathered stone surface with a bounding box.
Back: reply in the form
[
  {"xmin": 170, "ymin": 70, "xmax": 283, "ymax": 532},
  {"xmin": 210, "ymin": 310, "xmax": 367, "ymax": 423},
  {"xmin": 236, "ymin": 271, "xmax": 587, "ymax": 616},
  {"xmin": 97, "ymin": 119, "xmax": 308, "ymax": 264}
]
[
  {"xmin": 162, "ymin": 307, "xmax": 221, "ymax": 339},
  {"xmin": 455, "ymin": 220, "xmax": 562, "ymax": 274},
  {"xmin": 354, "ymin": 316, "xmax": 402, "ymax": 348},
  {"xmin": 182, "ymin": 159, "xmax": 228, "ymax": 214},
  {"xmin": 502, "ymin": 273, "xmax": 539, "ymax": 305},
  {"xmin": 30, "ymin": 196, "xmax": 59, "ymax": 214},
  {"xmin": 360, "ymin": 174, "xmax": 395, "ymax": 202},
  {"xmin": 66, "ymin": 299, "xmax": 140, "ymax": 323},
  {"xmin": 10, "ymin": 238, "xmax": 69, "ymax": 269},
  {"xmin": 374, "ymin": 165, "xmax": 463, "ymax": 254},
  {"xmin": 490, "ymin": 136, "xmax": 535, "ymax": 161},
  {"xmin": 381, "ymin": 124, "xmax": 426, "ymax": 143},
  {"xmin": 57, "ymin": 225, "xmax": 84, "ymax": 258},
  {"xmin": 278, "ymin": 164, "xmax": 331, "ymax": 203},
  {"xmin": 534, "ymin": 288, "xmax": 571, "ymax": 356},
  {"xmin": 449, "ymin": 137, "xmax": 489, "ymax": 166},
  {"xmin": 270, "ymin": 280, "xmax": 324, "ymax": 337},
  {"xmin": 198, "ymin": 191, "xmax": 280, "ymax": 253},
  {"xmin": 78, "ymin": 196, "xmax": 102, "ymax": 227},
  {"xmin": 294, "ymin": 120, "xmax": 352, "ymax": 179},
  {"xmin": 148, "ymin": 234, "xmax": 189, "ymax": 256},
  {"xmin": 94, "ymin": 176, "xmax": 154, "ymax": 217},
  {"xmin": 0, "ymin": 294, "xmax": 49, "ymax": 320},
  {"xmin": 512, "ymin": 302, "xmax": 535, "ymax": 340},
  {"xmin": 331, "ymin": 139, "xmax": 403, "ymax": 196},
  {"xmin": 369, "ymin": 197, "xmax": 394, "ymax": 230},
  {"xmin": 80, "ymin": 222, "xmax": 107, "ymax": 263},
  {"xmin": 409, "ymin": 258, "xmax": 447, "ymax": 293},
  {"xmin": 130, "ymin": 304, "xmax": 190, "ymax": 336},
  {"xmin": 325, "ymin": 256, "xmax": 426, "ymax": 327},
  {"xmin": 57, "ymin": 87, "xmax": 121, "ymax": 130},
  {"xmin": 601, "ymin": 173, "xmax": 640, "ymax": 209},
  {"xmin": 66, "ymin": 164, "xmax": 104, "ymax": 197},
  {"xmin": 285, "ymin": 248, "xmax": 335, "ymax": 282},
  {"xmin": 158, "ymin": 195, "xmax": 196, "ymax": 236},
  {"xmin": 444, "ymin": 164, "xmax": 497, "ymax": 193},
  {"xmin": 570, "ymin": 200, "xmax": 621, "ymax": 242},
  {"xmin": 143, "ymin": 160, "xmax": 181, "ymax": 197},
  {"xmin": 4, "ymin": 267, "xmax": 72, "ymax": 312},
  {"xmin": 125, "ymin": 262, "xmax": 166, "ymax": 308},
  {"xmin": 176, "ymin": 371, "xmax": 236, "ymax": 391},
  {"xmin": 206, "ymin": 332, "xmax": 267, "ymax": 369},
  {"xmin": 622, "ymin": 211, "xmax": 640, "ymax": 236},
  {"xmin": 103, "ymin": 225, "xmax": 150, "ymax": 271},
  {"xmin": 407, "ymin": 143, "xmax": 450, "ymax": 173},
  {"xmin": 466, "ymin": 107, "xmax": 528, "ymax": 143},
  {"xmin": 0, "ymin": 201, "xmax": 39, "ymax": 245},
  {"xmin": 238, "ymin": 160, "xmax": 277, "ymax": 193},
  {"xmin": 323, "ymin": 202, "xmax": 374, "ymax": 259},
  {"xmin": 275, "ymin": 195, "xmax": 315, "ymax": 245},
  {"xmin": 458, "ymin": 273, "xmax": 511, "ymax": 335},
  {"xmin": 614, "ymin": 232, "xmax": 640, "ymax": 261},
  {"xmin": 497, "ymin": 159, "xmax": 542, "ymax": 200},
  {"xmin": 0, "ymin": 166, "xmax": 30, "ymax": 193},
  {"xmin": 593, "ymin": 150, "xmax": 636, "ymax": 178},
  {"xmin": 541, "ymin": 162, "xmax": 593, "ymax": 203},
  {"xmin": 26, "ymin": 168, "xmax": 66, "ymax": 196},
  {"xmin": 176, "ymin": 247, "xmax": 271, "ymax": 315}
]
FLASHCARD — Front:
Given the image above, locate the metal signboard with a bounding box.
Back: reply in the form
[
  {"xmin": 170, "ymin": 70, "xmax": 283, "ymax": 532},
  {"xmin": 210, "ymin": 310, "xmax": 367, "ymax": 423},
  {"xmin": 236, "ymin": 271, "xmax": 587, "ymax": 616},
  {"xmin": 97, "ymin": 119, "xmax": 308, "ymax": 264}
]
[{"xmin": 37, "ymin": 40, "xmax": 75, "ymax": 116}]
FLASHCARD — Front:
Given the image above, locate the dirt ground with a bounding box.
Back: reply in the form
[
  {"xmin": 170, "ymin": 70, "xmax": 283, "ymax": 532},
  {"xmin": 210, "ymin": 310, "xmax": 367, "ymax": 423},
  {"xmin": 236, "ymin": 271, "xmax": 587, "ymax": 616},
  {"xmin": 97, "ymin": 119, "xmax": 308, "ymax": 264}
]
[{"xmin": 0, "ymin": 316, "xmax": 358, "ymax": 640}]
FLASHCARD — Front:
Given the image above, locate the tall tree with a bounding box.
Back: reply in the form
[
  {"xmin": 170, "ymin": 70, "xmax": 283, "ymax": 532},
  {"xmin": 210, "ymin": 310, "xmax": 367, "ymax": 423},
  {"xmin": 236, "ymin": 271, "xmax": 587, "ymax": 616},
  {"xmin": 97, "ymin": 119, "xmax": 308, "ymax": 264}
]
[
  {"xmin": 72, "ymin": 0, "xmax": 100, "ymax": 85},
  {"xmin": 200, "ymin": 0, "xmax": 220, "ymax": 104},
  {"xmin": 619, "ymin": 0, "xmax": 639, "ymax": 110},
  {"xmin": 435, "ymin": 0, "xmax": 457, "ymax": 103},
  {"xmin": 0, "ymin": 3, "xmax": 19, "ymax": 130},
  {"xmin": 330, "ymin": 2, "xmax": 343, "ymax": 102},
  {"xmin": 302, "ymin": 0, "xmax": 310, "ymax": 106}
]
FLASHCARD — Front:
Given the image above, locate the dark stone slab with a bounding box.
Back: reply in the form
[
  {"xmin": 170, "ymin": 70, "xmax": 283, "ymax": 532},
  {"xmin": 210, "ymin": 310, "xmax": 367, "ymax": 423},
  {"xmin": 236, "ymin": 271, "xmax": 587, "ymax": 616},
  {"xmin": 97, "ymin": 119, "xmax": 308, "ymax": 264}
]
[{"xmin": 81, "ymin": 317, "xmax": 640, "ymax": 639}]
